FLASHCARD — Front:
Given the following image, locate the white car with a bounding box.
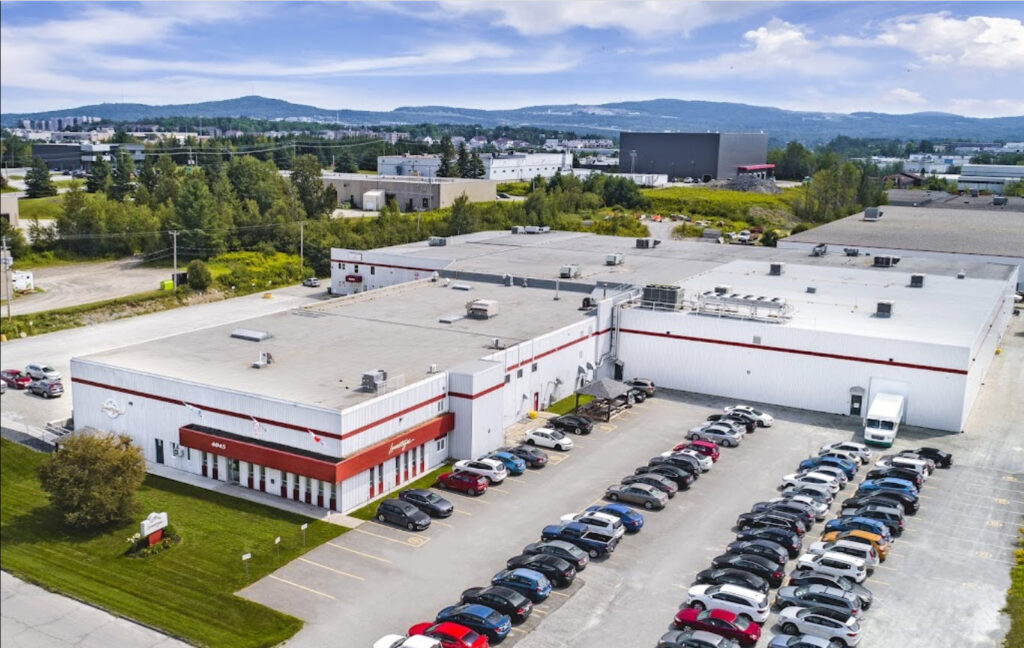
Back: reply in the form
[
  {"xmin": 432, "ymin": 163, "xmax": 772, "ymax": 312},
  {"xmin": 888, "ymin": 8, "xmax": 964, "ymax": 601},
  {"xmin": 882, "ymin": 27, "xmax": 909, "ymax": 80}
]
[
  {"xmin": 772, "ymin": 495, "xmax": 828, "ymax": 520},
  {"xmin": 724, "ymin": 405, "xmax": 774, "ymax": 427},
  {"xmin": 796, "ymin": 551, "xmax": 868, "ymax": 583},
  {"xmin": 807, "ymin": 539, "xmax": 880, "ymax": 568},
  {"xmin": 782, "ymin": 484, "xmax": 835, "ymax": 504},
  {"xmin": 25, "ymin": 363, "xmax": 61, "ymax": 381},
  {"xmin": 776, "ymin": 606, "xmax": 862, "ymax": 646},
  {"xmin": 524, "ymin": 427, "xmax": 574, "ymax": 451},
  {"xmin": 781, "ymin": 472, "xmax": 841, "ymax": 494},
  {"xmin": 820, "ymin": 441, "xmax": 872, "ymax": 464},
  {"xmin": 684, "ymin": 583, "xmax": 770, "ymax": 623},
  {"xmin": 687, "ymin": 423, "xmax": 743, "ymax": 447},
  {"xmin": 820, "ymin": 449, "xmax": 863, "ymax": 467},
  {"xmin": 560, "ymin": 510, "xmax": 625, "ymax": 539},
  {"xmin": 373, "ymin": 636, "xmax": 441, "ymax": 648},
  {"xmin": 809, "ymin": 465, "xmax": 849, "ymax": 487},
  {"xmin": 876, "ymin": 455, "xmax": 932, "ymax": 477},
  {"xmin": 661, "ymin": 448, "xmax": 712, "ymax": 472},
  {"xmin": 453, "ymin": 458, "xmax": 508, "ymax": 484}
]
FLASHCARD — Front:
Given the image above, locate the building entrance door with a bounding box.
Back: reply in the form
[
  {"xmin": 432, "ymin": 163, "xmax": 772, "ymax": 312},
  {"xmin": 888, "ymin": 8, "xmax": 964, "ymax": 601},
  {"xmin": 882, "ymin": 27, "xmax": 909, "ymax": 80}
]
[
  {"xmin": 228, "ymin": 459, "xmax": 240, "ymax": 483},
  {"xmin": 850, "ymin": 394, "xmax": 863, "ymax": 416},
  {"xmin": 154, "ymin": 439, "xmax": 164, "ymax": 464},
  {"xmin": 533, "ymin": 392, "xmax": 540, "ymax": 411}
]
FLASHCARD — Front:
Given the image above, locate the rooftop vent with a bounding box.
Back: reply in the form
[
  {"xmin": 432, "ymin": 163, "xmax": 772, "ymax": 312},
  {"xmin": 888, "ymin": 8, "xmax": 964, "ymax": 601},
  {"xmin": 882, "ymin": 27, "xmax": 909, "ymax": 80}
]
[
  {"xmin": 957, "ymin": 270, "xmax": 966, "ymax": 279},
  {"xmin": 362, "ymin": 369, "xmax": 388, "ymax": 392},
  {"xmin": 806, "ymin": 286, "xmax": 817, "ymax": 294},
  {"xmin": 635, "ymin": 238, "xmax": 662, "ymax": 249},
  {"xmin": 876, "ymin": 301, "xmax": 893, "ymax": 318},
  {"xmin": 231, "ymin": 328, "xmax": 272, "ymax": 342},
  {"xmin": 466, "ymin": 299, "xmax": 499, "ymax": 319},
  {"xmin": 769, "ymin": 263, "xmax": 784, "ymax": 276},
  {"xmin": 451, "ymin": 283, "xmax": 472, "ymax": 291},
  {"xmin": 993, "ymin": 196, "xmax": 1008, "ymax": 206},
  {"xmin": 641, "ymin": 284, "xmax": 684, "ymax": 311},
  {"xmin": 910, "ymin": 273, "xmax": 925, "ymax": 288},
  {"xmin": 863, "ymin": 207, "xmax": 883, "ymax": 221},
  {"xmin": 428, "ymin": 236, "xmax": 447, "ymax": 247},
  {"xmin": 510, "ymin": 226, "xmax": 525, "ymax": 234},
  {"xmin": 714, "ymin": 285, "xmax": 731, "ymax": 295},
  {"xmin": 873, "ymin": 255, "xmax": 901, "ymax": 267}
]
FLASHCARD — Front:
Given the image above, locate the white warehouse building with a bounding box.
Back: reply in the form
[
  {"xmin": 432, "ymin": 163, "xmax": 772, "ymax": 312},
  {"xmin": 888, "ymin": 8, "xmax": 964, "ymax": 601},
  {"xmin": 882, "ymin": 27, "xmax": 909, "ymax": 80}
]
[
  {"xmin": 377, "ymin": 152, "xmax": 572, "ymax": 181},
  {"xmin": 70, "ymin": 231, "xmax": 1016, "ymax": 513}
]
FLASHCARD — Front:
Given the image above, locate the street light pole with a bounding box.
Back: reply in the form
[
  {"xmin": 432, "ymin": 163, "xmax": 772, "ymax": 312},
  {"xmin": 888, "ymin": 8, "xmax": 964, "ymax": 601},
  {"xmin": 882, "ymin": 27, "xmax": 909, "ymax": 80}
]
[
  {"xmin": 299, "ymin": 221, "xmax": 305, "ymax": 278},
  {"xmin": 170, "ymin": 230, "xmax": 179, "ymax": 292}
]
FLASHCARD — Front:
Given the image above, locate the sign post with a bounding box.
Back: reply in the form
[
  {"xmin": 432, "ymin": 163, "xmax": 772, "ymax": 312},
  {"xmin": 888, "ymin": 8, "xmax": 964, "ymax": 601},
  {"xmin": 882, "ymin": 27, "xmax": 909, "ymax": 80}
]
[
  {"xmin": 300, "ymin": 523, "xmax": 308, "ymax": 547},
  {"xmin": 242, "ymin": 553, "xmax": 251, "ymax": 579},
  {"xmin": 139, "ymin": 512, "xmax": 169, "ymax": 546},
  {"xmin": 274, "ymin": 536, "xmax": 281, "ymax": 559}
]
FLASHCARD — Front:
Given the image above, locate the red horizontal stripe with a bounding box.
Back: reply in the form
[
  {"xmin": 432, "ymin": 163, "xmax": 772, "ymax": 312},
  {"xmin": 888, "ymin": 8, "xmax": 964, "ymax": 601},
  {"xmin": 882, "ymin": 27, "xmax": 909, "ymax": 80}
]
[
  {"xmin": 506, "ymin": 331, "xmax": 596, "ymax": 371},
  {"xmin": 332, "ymin": 258, "xmax": 437, "ymax": 273},
  {"xmin": 449, "ymin": 382, "xmax": 504, "ymax": 400},
  {"xmin": 618, "ymin": 329, "xmax": 967, "ymax": 375},
  {"xmin": 341, "ymin": 393, "xmax": 447, "ymax": 440}
]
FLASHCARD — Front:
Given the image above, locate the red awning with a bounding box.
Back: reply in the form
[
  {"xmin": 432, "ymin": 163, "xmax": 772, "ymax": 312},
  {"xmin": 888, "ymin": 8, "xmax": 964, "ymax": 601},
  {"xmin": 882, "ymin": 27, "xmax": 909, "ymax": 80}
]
[{"xmin": 737, "ymin": 164, "xmax": 775, "ymax": 171}]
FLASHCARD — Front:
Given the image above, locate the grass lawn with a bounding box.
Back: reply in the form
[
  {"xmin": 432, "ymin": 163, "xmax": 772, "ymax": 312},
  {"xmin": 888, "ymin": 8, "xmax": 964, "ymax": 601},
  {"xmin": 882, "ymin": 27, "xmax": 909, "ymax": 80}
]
[
  {"xmin": 0, "ymin": 289, "xmax": 186, "ymax": 339},
  {"xmin": 1004, "ymin": 528, "xmax": 1024, "ymax": 647},
  {"xmin": 0, "ymin": 438, "xmax": 347, "ymax": 648},
  {"xmin": 52, "ymin": 179, "xmax": 84, "ymax": 189},
  {"xmin": 346, "ymin": 464, "xmax": 452, "ymax": 521},
  {"xmin": 18, "ymin": 195, "xmax": 63, "ymax": 220},
  {"xmin": 1, "ymin": 184, "xmax": 16, "ymax": 193},
  {"xmin": 546, "ymin": 394, "xmax": 593, "ymax": 415}
]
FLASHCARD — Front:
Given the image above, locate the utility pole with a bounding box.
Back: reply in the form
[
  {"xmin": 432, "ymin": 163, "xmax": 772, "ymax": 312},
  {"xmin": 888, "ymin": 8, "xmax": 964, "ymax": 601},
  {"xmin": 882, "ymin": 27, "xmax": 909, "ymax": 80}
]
[
  {"xmin": 1, "ymin": 236, "xmax": 12, "ymax": 321},
  {"xmin": 299, "ymin": 221, "xmax": 305, "ymax": 278},
  {"xmin": 170, "ymin": 231, "xmax": 179, "ymax": 292}
]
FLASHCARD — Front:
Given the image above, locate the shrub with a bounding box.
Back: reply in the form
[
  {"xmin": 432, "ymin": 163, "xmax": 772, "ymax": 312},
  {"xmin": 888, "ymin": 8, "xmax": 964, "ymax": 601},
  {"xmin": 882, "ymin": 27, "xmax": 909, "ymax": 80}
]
[{"xmin": 186, "ymin": 259, "xmax": 212, "ymax": 291}]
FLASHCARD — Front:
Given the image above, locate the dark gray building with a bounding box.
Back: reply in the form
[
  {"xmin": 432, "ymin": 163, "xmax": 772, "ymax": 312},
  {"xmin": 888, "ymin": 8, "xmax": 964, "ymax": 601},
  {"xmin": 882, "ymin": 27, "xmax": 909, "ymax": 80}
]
[
  {"xmin": 31, "ymin": 143, "xmax": 145, "ymax": 172},
  {"xmin": 618, "ymin": 132, "xmax": 768, "ymax": 181}
]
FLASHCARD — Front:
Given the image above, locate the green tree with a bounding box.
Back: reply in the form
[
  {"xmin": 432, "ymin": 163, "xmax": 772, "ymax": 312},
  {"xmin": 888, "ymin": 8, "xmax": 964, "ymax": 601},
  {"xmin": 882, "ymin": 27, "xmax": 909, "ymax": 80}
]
[
  {"xmin": 456, "ymin": 142, "xmax": 471, "ymax": 178},
  {"xmin": 86, "ymin": 157, "xmax": 112, "ymax": 194},
  {"xmin": 448, "ymin": 193, "xmax": 477, "ymax": 236},
  {"xmin": 1, "ymin": 130, "xmax": 33, "ymax": 166},
  {"xmin": 25, "ymin": 156, "xmax": 57, "ymax": 198},
  {"xmin": 768, "ymin": 141, "xmax": 816, "ymax": 180},
  {"xmin": 137, "ymin": 155, "xmax": 158, "ymax": 192},
  {"xmin": 760, "ymin": 229, "xmax": 780, "ymax": 247},
  {"xmin": 334, "ymin": 151, "xmax": 358, "ymax": 173},
  {"xmin": 290, "ymin": 154, "xmax": 333, "ymax": 219},
  {"xmin": 438, "ymin": 136, "xmax": 455, "ymax": 177},
  {"xmin": 469, "ymin": 151, "xmax": 485, "ymax": 179},
  {"xmin": 187, "ymin": 259, "xmax": 213, "ymax": 290},
  {"xmin": 109, "ymin": 150, "xmax": 136, "ymax": 202},
  {"xmin": 174, "ymin": 174, "xmax": 226, "ymax": 256},
  {"xmin": 37, "ymin": 431, "xmax": 146, "ymax": 529}
]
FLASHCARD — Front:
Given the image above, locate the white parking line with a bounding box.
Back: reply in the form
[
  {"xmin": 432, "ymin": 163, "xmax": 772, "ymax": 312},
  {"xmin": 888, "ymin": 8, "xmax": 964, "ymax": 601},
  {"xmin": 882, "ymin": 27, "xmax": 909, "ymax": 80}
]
[
  {"xmin": 506, "ymin": 477, "xmax": 527, "ymax": 484},
  {"xmin": 353, "ymin": 526, "xmax": 430, "ymax": 547},
  {"xmin": 453, "ymin": 509, "xmax": 473, "ymax": 516},
  {"xmin": 268, "ymin": 574, "xmax": 336, "ymax": 599},
  {"xmin": 550, "ymin": 591, "xmax": 570, "ymax": 598},
  {"xmin": 326, "ymin": 542, "xmax": 392, "ymax": 564},
  {"xmin": 432, "ymin": 520, "xmax": 454, "ymax": 529},
  {"xmin": 490, "ymin": 487, "xmax": 511, "ymax": 494},
  {"xmin": 298, "ymin": 557, "xmax": 365, "ymax": 581}
]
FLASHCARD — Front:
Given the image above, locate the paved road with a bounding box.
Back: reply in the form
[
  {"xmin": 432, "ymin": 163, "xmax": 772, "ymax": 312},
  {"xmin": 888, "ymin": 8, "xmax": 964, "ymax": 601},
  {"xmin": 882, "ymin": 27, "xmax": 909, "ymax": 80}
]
[
  {"xmin": 0, "ymin": 571, "xmax": 187, "ymax": 648},
  {"xmin": 1, "ymin": 259, "xmax": 171, "ymax": 316}
]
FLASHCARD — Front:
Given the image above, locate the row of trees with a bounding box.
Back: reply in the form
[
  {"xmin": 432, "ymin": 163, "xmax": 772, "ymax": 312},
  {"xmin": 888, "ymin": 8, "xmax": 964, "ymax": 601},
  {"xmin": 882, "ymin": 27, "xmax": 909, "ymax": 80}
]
[{"xmin": 437, "ymin": 136, "xmax": 485, "ymax": 178}]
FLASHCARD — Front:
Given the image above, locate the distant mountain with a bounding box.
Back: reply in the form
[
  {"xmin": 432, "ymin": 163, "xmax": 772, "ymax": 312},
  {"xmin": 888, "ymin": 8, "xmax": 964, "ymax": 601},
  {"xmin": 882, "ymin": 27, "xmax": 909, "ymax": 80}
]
[{"xmin": 5, "ymin": 96, "xmax": 1023, "ymax": 143}]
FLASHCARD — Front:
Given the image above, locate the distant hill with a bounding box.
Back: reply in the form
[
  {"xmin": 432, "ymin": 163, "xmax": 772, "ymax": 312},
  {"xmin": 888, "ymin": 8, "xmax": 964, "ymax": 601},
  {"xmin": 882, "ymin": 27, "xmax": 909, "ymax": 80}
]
[{"xmin": 4, "ymin": 96, "xmax": 1023, "ymax": 143}]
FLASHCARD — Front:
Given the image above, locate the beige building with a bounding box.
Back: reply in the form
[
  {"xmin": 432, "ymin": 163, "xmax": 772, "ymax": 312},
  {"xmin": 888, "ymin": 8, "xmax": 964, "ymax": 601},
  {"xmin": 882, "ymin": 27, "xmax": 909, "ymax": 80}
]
[
  {"xmin": 1, "ymin": 193, "xmax": 19, "ymax": 229},
  {"xmin": 322, "ymin": 173, "xmax": 497, "ymax": 212}
]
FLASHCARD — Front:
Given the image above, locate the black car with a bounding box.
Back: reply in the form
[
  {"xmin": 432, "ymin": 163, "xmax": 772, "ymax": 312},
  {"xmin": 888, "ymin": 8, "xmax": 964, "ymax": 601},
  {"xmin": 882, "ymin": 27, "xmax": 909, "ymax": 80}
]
[
  {"xmin": 548, "ymin": 414, "xmax": 594, "ymax": 435},
  {"xmin": 735, "ymin": 511, "xmax": 806, "ymax": 536},
  {"xmin": 635, "ymin": 464, "xmax": 696, "ymax": 489},
  {"xmin": 498, "ymin": 444, "xmax": 549, "ymax": 468},
  {"xmin": 621, "ymin": 473, "xmax": 678, "ymax": 497},
  {"xmin": 460, "ymin": 585, "xmax": 533, "ymax": 623},
  {"xmin": 710, "ymin": 553, "xmax": 784, "ymax": 587},
  {"xmin": 649, "ymin": 453, "xmax": 702, "ymax": 474},
  {"xmin": 725, "ymin": 539, "xmax": 789, "ymax": 565},
  {"xmin": 843, "ymin": 491, "xmax": 919, "ymax": 514},
  {"xmin": 506, "ymin": 553, "xmax": 576, "ymax": 587},
  {"xmin": 628, "ymin": 387, "xmax": 648, "ymax": 403},
  {"xmin": 734, "ymin": 527, "xmax": 802, "ymax": 558},
  {"xmin": 787, "ymin": 567, "xmax": 873, "ymax": 609},
  {"xmin": 398, "ymin": 489, "xmax": 454, "ymax": 517},
  {"xmin": 693, "ymin": 567, "xmax": 770, "ymax": 594},
  {"xmin": 707, "ymin": 413, "xmax": 756, "ymax": 433},
  {"xmin": 750, "ymin": 501, "xmax": 816, "ymax": 527},
  {"xmin": 903, "ymin": 446, "xmax": 953, "ymax": 468},
  {"xmin": 865, "ymin": 466, "xmax": 922, "ymax": 488},
  {"xmin": 522, "ymin": 541, "xmax": 588, "ymax": 571},
  {"xmin": 841, "ymin": 494, "xmax": 906, "ymax": 515},
  {"xmin": 375, "ymin": 499, "xmax": 431, "ymax": 530}
]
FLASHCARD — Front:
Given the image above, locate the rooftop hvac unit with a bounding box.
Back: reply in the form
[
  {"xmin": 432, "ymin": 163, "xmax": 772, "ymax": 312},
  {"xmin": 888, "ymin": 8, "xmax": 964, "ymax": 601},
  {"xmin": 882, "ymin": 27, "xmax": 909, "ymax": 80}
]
[
  {"xmin": 362, "ymin": 369, "xmax": 388, "ymax": 392},
  {"xmin": 466, "ymin": 299, "xmax": 499, "ymax": 319},
  {"xmin": 769, "ymin": 263, "xmax": 784, "ymax": 276},
  {"xmin": 510, "ymin": 226, "xmax": 525, "ymax": 234},
  {"xmin": 910, "ymin": 273, "xmax": 925, "ymax": 288},
  {"xmin": 641, "ymin": 284, "xmax": 684, "ymax": 310},
  {"xmin": 524, "ymin": 225, "xmax": 541, "ymax": 234},
  {"xmin": 876, "ymin": 301, "xmax": 893, "ymax": 318},
  {"xmin": 428, "ymin": 236, "xmax": 447, "ymax": 247},
  {"xmin": 863, "ymin": 207, "xmax": 883, "ymax": 221},
  {"xmin": 231, "ymin": 328, "xmax": 272, "ymax": 342},
  {"xmin": 605, "ymin": 253, "xmax": 624, "ymax": 266},
  {"xmin": 873, "ymin": 255, "xmax": 901, "ymax": 267},
  {"xmin": 714, "ymin": 285, "xmax": 731, "ymax": 295},
  {"xmin": 580, "ymin": 296, "xmax": 596, "ymax": 310},
  {"xmin": 559, "ymin": 264, "xmax": 581, "ymax": 279},
  {"xmin": 635, "ymin": 238, "xmax": 661, "ymax": 249},
  {"xmin": 844, "ymin": 247, "xmax": 861, "ymax": 257},
  {"xmin": 993, "ymin": 196, "xmax": 1008, "ymax": 206},
  {"xmin": 427, "ymin": 363, "xmax": 439, "ymax": 374},
  {"xmin": 806, "ymin": 286, "xmax": 817, "ymax": 294},
  {"xmin": 957, "ymin": 270, "xmax": 966, "ymax": 279}
]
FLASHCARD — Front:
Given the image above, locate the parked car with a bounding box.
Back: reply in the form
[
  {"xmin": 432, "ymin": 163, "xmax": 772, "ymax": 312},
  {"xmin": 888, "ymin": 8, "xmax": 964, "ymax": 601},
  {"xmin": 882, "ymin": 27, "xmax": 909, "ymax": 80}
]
[
  {"xmin": 521, "ymin": 540, "xmax": 589, "ymax": 571},
  {"xmin": 29, "ymin": 379, "xmax": 64, "ymax": 399},
  {"xmin": 675, "ymin": 440, "xmax": 721, "ymax": 462},
  {"xmin": 749, "ymin": 501, "xmax": 815, "ymax": 527},
  {"xmin": 663, "ymin": 449, "xmax": 712, "ymax": 472},
  {"xmin": 436, "ymin": 471, "xmax": 488, "ymax": 496},
  {"xmin": 490, "ymin": 568, "xmax": 551, "ymax": 602},
  {"xmin": 524, "ymin": 427, "xmax": 573, "ymax": 451},
  {"xmin": 635, "ymin": 463, "xmax": 697, "ymax": 489},
  {"xmin": 875, "ymin": 455, "xmax": 932, "ymax": 478},
  {"xmin": 706, "ymin": 412, "xmax": 756, "ymax": 434},
  {"xmin": 864, "ymin": 467, "xmax": 922, "ymax": 489},
  {"xmin": 770, "ymin": 495, "xmax": 828, "ymax": 521},
  {"xmin": 786, "ymin": 569, "xmax": 873, "ymax": 610},
  {"xmin": 723, "ymin": 405, "xmax": 774, "ymax": 427},
  {"xmin": 302, "ymin": 277, "xmax": 320, "ymax": 287},
  {"xmin": 453, "ymin": 458, "xmax": 508, "ymax": 484},
  {"xmin": 775, "ymin": 607, "xmax": 862, "ymax": 646},
  {"xmin": 766, "ymin": 635, "xmax": 834, "ymax": 648},
  {"xmin": 806, "ymin": 540, "xmax": 879, "ymax": 568},
  {"xmin": 822, "ymin": 517, "xmax": 893, "ymax": 543},
  {"xmin": 687, "ymin": 423, "xmax": 743, "ymax": 447},
  {"xmin": 693, "ymin": 567, "xmax": 770, "ymax": 595},
  {"xmin": 625, "ymin": 377, "xmax": 656, "ymax": 396},
  {"xmin": 819, "ymin": 530, "xmax": 889, "ymax": 561},
  {"xmin": 376, "ymin": 499, "xmax": 431, "ymax": 531},
  {"xmin": 673, "ymin": 608, "xmax": 761, "ymax": 646},
  {"xmin": 796, "ymin": 552, "xmax": 868, "ymax": 583},
  {"xmin": 856, "ymin": 477, "xmax": 919, "ymax": 496},
  {"xmin": 541, "ymin": 522, "xmax": 619, "ymax": 557},
  {"xmin": 482, "ymin": 451, "xmax": 526, "ymax": 475},
  {"xmin": 683, "ymin": 584, "xmax": 770, "ymax": 624},
  {"xmin": 798, "ymin": 456, "xmax": 857, "ymax": 480},
  {"xmin": 435, "ymin": 605, "xmax": 511, "ymax": 643},
  {"xmin": 374, "ymin": 634, "xmax": 442, "ymax": 648},
  {"xmin": 658, "ymin": 629, "xmax": 741, "ymax": 648},
  {"xmin": 622, "ymin": 472, "xmax": 678, "ymax": 497},
  {"xmin": 780, "ymin": 472, "xmax": 840, "ymax": 494},
  {"xmin": 560, "ymin": 510, "xmax": 626, "ymax": 539},
  {"xmin": 1, "ymin": 369, "xmax": 33, "ymax": 389},
  {"xmin": 498, "ymin": 444, "xmax": 548, "ymax": 468},
  {"xmin": 627, "ymin": 386, "xmax": 649, "ymax": 403},
  {"xmin": 25, "ymin": 363, "xmax": 61, "ymax": 380},
  {"xmin": 710, "ymin": 553, "xmax": 785, "ymax": 587},
  {"xmin": 459, "ymin": 585, "xmax": 533, "ymax": 624},
  {"xmin": 505, "ymin": 554, "xmax": 575, "ymax": 587},
  {"xmin": 773, "ymin": 584, "xmax": 863, "ymax": 616},
  {"xmin": 819, "ymin": 441, "xmax": 872, "ymax": 464},
  {"xmin": 735, "ymin": 512, "xmax": 807, "ymax": 536},
  {"xmin": 0, "ymin": 380, "xmax": 5, "ymax": 395},
  {"xmin": 584, "ymin": 503, "xmax": 644, "ymax": 533},
  {"xmin": 399, "ymin": 489, "xmax": 454, "ymax": 517},
  {"xmin": 781, "ymin": 485, "xmax": 834, "ymax": 505},
  {"xmin": 406, "ymin": 622, "xmax": 487, "ymax": 648},
  {"xmin": 548, "ymin": 413, "xmax": 593, "ymax": 435},
  {"xmin": 726, "ymin": 539, "xmax": 789, "ymax": 566},
  {"xmin": 806, "ymin": 465, "xmax": 848, "ymax": 488},
  {"xmin": 818, "ymin": 449, "xmax": 863, "ymax": 468},
  {"xmin": 900, "ymin": 446, "xmax": 952, "ymax": 468},
  {"xmin": 605, "ymin": 482, "xmax": 668, "ymax": 510},
  {"xmin": 734, "ymin": 527, "xmax": 802, "ymax": 558},
  {"xmin": 844, "ymin": 490, "xmax": 918, "ymax": 514},
  {"xmin": 838, "ymin": 505, "xmax": 903, "ymax": 536}
]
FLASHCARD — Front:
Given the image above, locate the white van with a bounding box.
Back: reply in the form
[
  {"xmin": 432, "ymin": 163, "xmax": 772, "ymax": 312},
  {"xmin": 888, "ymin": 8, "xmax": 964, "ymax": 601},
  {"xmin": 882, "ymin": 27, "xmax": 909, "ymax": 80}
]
[
  {"xmin": 876, "ymin": 455, "xmax": 931, "ymax": 479},
  {"xmin": 863, "ymin": 393, "xmax": 905, "ymax": 447}
]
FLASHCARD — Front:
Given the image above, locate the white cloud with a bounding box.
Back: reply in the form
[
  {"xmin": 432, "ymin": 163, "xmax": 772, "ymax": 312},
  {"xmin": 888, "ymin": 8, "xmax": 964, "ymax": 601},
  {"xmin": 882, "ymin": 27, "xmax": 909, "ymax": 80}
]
[
  {"xmin": 660, "ymin": 18, "xmax": 863, "ymax": 78},
  {"xmin": 885, "ymin": 88, "xmax": 927, "ymax": 105},
  {"xmin": 874, "ymin": 13, "xmax": 1024, "ymax": 70}
]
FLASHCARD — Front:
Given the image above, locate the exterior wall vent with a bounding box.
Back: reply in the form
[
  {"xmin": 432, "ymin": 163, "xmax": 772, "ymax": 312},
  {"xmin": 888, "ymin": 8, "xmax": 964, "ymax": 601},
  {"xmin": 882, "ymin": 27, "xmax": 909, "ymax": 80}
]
[
  {"xmin": 910, "ymin": 273, "xmax": 925, "ymax": 288},
  {"xmin": 806, "ymin": 286, "xmax": 817, "ymax": 294},
  {"xmin": 769, "ymin": 263, "xmax": 784, "ymax": 276},
  {"xmin": 876, "ymin": 301, "xmax": 893, "ymax": 318},
  {"xmin": 957, "ymin": 270, "xmax": 966, "ymax": 279}
]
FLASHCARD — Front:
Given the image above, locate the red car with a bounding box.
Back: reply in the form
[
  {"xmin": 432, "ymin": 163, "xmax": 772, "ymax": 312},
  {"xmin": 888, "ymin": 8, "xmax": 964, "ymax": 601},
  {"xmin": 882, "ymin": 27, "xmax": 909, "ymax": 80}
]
[
  {"xmin": 673, "ymin": 440, "xmax": 720, "ymax": 462},
  {"xmin": 673, "ymin": 608, "xmax": 761, "ymax": 646},
  {"xmin": 436, "ymin": 471, "xmax": 488, "ymax": 496},
  {"xmin": 1, "ymin": 369, "xmax": 33, "ymax": 389},
  {"xmin": 408, "ymin": 621, "xmax": 489, "ymax": 648}
]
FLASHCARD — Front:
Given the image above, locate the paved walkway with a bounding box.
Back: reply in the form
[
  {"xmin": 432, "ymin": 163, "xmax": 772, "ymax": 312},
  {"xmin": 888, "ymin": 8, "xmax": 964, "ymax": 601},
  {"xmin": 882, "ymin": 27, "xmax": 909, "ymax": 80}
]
[{"xmin": 0, "ymin": 571, "xmax": 187, "ymax": 648}]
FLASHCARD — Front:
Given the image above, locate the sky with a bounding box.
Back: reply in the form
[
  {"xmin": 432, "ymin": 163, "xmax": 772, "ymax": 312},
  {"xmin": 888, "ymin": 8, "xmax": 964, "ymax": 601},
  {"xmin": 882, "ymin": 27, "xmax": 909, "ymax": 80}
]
[{"xmin": 1, "ymin": 1, "xmax": 1023, "ymax": 117}]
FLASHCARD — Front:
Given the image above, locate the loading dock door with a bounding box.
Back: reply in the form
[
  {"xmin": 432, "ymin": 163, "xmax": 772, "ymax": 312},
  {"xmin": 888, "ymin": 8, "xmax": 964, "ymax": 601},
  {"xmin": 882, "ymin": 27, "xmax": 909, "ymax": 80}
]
[{"xmin": 850, "ymin": 394, "xmax": 863, "ymax": 416}]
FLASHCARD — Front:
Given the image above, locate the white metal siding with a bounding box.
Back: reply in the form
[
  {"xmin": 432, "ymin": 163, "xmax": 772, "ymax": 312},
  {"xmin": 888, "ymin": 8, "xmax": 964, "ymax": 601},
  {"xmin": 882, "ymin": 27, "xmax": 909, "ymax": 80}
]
[{"xmin": 340, "ymin": 374, "xmax": 448, "ymax": 456}]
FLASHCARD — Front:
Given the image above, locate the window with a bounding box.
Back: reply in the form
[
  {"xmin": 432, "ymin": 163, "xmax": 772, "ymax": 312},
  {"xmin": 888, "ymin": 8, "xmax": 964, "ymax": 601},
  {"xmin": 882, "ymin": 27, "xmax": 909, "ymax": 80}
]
[
  {"xmin": 354, "ymin": 265, "xmax": 359, "ymax": 273},
  {"xmin": 504, "ymin": 374, "xmax": 511, "ymax": 384},
  {"xmin": 517, "ymin": 368, "xmax": 523, "ymax": 378},
  {"xmin": 422, "ymin": 197, "xmax": 429, "ymax": 208},
  {"xmin": 438, "ymin": 401, "xmax": 444, "ymax": 412},
  {"xmin": 531, "ymin": 363, "xmax": 538, "ymax": 373},
  {"xmin": 436, "ymin": 436, "xmax": 447, "ymax": 452},
  {"xmin": 338, "ymin": 262, "xmax": 344, "ymax": 269},
  {"xmin": 370, "ymin": 266, "xmax": 376, "ymax": 275}
]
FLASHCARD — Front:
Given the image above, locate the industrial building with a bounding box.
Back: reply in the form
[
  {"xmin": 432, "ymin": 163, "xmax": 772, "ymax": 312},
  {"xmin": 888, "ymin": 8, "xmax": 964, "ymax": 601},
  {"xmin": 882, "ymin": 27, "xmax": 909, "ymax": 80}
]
[
  {"xmin": 70, "ymin": 230, "xmax": 1016, "ymax": 514},
  {"xmin": 321, "ymin": 173, "xmax": 497, "ymax": 212},
  {"xmin": 618, "ymin": 132, "xmax": 768, "ymax": 181},
  {"xmin": 957, "ymin": 164, "xmax": 1024, "ymax": 193},
  {"xmin": 377, "ymin": 152, "xmax": 572, "ymax": 182},
  {"xmin": 779, "ymin": 204, "xmax": 1024, "ymax": 289},
  {"xmin": 29, "ymin": 142, "xmax": 145, "ymax": 172}
]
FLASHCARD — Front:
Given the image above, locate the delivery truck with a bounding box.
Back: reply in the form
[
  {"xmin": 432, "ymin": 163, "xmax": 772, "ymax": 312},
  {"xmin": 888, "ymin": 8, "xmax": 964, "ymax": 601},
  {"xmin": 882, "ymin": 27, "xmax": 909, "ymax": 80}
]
[{"xmin": 863, "ymin": 393, "xmax": 905, "ymax": 447}]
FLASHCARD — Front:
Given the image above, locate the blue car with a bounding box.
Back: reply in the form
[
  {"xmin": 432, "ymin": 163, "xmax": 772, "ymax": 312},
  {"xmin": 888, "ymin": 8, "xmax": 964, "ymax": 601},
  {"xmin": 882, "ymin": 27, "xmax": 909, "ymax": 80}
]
[
  {"xmin": 436, "ymin": 603, "xmax": 512, "ymax": 642},
  {"xmin": 585, "ymin": 503, "xmax": 644, "ymax": 533},
  {"xmin": 823, "ymin": 515, "xmax": 893, "ymax": 542},
  {"xmin": 484, "ymin": 451, "xmax": 527, "ymax": 475},
  {"xmin": 491, "ymin": 568, "xmax": 551, "ymax": 602},
  {"xmin": 799, "ymin": 456, "xmax": 857, "ymax": 480},
  {"xmin": 857, "ymin": 477, "xmax": 919, "ymax": 496}
]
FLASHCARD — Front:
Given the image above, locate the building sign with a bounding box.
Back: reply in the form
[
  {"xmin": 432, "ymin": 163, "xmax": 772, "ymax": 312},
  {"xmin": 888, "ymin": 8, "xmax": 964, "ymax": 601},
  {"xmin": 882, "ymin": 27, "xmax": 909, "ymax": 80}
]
[
  {"xmin": 211, "ymin": 441, "xmax": 227, "ymax": 450},
  {"xmin": 101, "ymin": 398, "xmax": 125, "ymax": 419},
  {"xmin": 388, "ymin": 437, "xmax": 414, "ymax": 456},
  {"xmin": 140, "ymin": 511, "xmax": 168, "ymax": 536}
]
